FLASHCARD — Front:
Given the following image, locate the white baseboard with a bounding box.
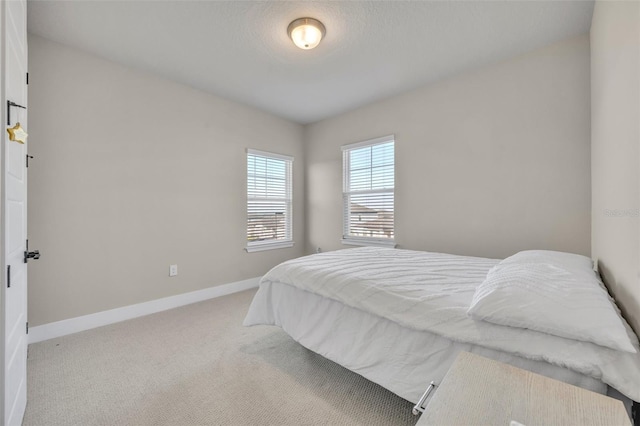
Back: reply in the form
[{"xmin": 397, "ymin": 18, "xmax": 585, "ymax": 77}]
[{"xmin": 28, "ymin": 277, "xmax": 261, "ymax": 344}]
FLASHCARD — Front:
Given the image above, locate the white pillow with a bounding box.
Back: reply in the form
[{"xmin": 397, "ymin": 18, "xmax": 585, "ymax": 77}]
[
  {"xmin": 498, "ymin": 250, "xmax": 593, "ymax": 271},
  {"xmin": 467, "ymin": 251, "xmax": 637, "ymax": 353}
]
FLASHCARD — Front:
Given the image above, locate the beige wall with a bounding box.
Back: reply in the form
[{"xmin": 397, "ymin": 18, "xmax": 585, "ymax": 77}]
[
  {"xmin": 305, "ymin": 35, "xmax": 591, "ymax": 259},
  {"xmin": 27, "ymin": 35, "xmax": 304, "ymax": 326},
  {"xmin": 591, "ymin": 1, "xmax": 640, "ymax": 335},
  {"xmin": 28, "ymin": 32, "xmax": 595, "ymax": 327}
]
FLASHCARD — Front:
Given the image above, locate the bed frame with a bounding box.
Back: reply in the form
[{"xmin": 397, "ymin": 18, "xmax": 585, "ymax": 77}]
[{"xmin": 597, "ymin": 270, "xmax": 639, "ymax": 424}]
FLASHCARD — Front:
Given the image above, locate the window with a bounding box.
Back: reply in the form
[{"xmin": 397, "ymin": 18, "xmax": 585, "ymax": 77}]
[
  {"xmin": 342, "ymin": 135, "xmax": 395, "ymax": 247},
  {"xmin": 246, "ymin": 149, "xmax": 293, "ymax": 252}
]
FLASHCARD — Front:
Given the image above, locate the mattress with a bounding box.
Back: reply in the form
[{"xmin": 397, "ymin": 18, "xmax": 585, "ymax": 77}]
[
  {"xmin": 244, "ymin": 247, "xmax": 640, "ymax": 402},
  {"xmin": 244, "ymin": 280, "xmax": 606, "ymax": 404}
]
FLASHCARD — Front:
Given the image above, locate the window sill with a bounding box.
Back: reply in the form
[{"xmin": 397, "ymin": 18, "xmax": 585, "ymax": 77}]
[
  {"xmin": 245, "ymin": 241, "xmax": 295, "ymax": 253},
  {"xmin": 341, "ymin": 238, "xmax": 396, "ymax": 248}
]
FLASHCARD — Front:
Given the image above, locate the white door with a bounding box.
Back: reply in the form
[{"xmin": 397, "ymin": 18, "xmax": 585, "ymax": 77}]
[{"xmin": 2, "ymin": 0, "xmax": 28, "ymax": 424}]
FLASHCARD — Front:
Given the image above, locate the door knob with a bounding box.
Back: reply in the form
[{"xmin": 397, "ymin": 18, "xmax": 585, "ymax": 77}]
[{"xmin": 24, "ymin": 250, "xmax": 40, "ymax": 263}]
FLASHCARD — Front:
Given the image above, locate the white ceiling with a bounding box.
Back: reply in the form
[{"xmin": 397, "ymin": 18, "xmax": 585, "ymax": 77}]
[{"xmin": 27, "ymin": 1, "xmax": 594, "ymax": 124}]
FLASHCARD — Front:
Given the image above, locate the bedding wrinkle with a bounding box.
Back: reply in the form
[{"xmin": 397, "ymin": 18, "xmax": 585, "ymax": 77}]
[{"xmin": 257, "ymin": 247, "xmax": 640, "ymax": 401}]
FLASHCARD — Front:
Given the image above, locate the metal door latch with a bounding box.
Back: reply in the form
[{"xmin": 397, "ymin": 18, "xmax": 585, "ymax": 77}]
[{"xmin": 24, "ymin": 250, "xmax": 40, "ymax": 263}]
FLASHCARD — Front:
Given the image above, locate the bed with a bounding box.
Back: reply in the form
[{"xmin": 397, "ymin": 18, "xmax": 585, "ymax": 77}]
[{"xmin": 243, "ymin": 246, "xmax": 640, "ymax": 411}]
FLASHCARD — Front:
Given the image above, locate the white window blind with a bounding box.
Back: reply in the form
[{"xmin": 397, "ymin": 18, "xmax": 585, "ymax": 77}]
[
  {"xmin": 342, "ymin": 136, "xmax": 395, "ymax": 246},
  {"xmin": 246, "ymin": 149, "xmax": 293, "ymax": 252}
]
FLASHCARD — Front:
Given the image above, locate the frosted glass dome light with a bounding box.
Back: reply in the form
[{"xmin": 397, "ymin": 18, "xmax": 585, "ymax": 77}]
[{"xmin": 288, "ymin": 18, "xmax": 326, "ymax": 50}]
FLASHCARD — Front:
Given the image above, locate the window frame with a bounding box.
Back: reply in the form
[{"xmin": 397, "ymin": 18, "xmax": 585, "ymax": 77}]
[
  {"xmin": 245, "ymin": 148, "xmax": 294, "ymax": 253},
  {"xmin": 341, "ymin": 135, "xmax": 396, "ymax": 248}
]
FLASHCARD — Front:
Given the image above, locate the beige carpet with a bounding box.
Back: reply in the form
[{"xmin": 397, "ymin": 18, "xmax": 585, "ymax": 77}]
[{"xmin": 24, "ymin": 289, "xmax": 417, "ymax": 426}]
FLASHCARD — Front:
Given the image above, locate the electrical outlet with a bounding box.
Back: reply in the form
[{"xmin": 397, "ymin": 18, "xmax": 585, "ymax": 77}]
[{"xmin": 169, "ymin": 264, "xmax": 178, "ymax": 277}]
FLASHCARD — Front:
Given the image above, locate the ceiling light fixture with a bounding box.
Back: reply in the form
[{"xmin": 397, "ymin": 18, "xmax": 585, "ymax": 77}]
[{"xmin": 287, "ymin": 17, "xmax": 326, "ymax": 50}]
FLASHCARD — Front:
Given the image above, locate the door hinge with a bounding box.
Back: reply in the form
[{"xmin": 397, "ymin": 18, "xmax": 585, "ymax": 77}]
[
  {"xmin": 26, "ymin": 155, "xmax": 33, "ymax": 167},
  {"xmin": 26, "ymin": 72, "xmax": 29, "ymax": 85},
  {"xmin": 26, "ymin": 322, "xmax": 28, "ymax": 334},
  {"xmin": 6, "ymin": 265, "xmax": 10, "ymax": 288}
]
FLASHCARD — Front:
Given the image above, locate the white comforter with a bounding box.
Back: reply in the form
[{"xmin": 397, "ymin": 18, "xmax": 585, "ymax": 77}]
[{"xmin": 258, "ymin": 247, "xmax": 640, "ymax": 401}]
